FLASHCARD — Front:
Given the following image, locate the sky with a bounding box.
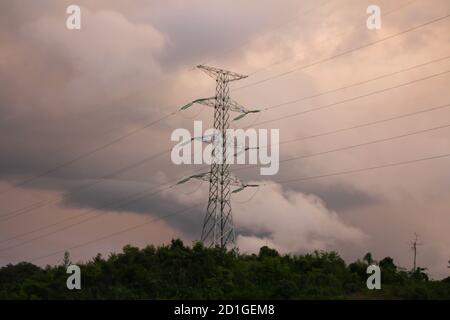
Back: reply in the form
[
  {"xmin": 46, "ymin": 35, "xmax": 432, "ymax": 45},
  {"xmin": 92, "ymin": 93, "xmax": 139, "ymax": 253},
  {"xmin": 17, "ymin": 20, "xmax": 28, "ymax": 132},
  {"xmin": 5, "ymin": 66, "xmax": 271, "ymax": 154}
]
[{"xmin": 0, "ymin": 0, "xmax": 449, "ymax": 279}]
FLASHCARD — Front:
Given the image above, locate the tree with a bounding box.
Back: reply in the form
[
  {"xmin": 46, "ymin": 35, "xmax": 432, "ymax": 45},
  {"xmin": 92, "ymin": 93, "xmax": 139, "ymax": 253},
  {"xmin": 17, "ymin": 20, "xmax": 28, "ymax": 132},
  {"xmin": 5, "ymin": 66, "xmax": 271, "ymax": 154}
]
[
  {"xmin": 411, "ymin": 267, "xmax": 429, "ymax": 281},
  {"xmin": 379, "ymin": 257, "xmax": 396, "ymax": 271},
  {"xmin": 363, "ymin": 252, "xmax": 374, "ymax": 265},
  {"xmin": 258, "ymin": 246, "xmax": 279, "ymax": 258},
  {"xmin": 62, "ymin": 251, "xmax": 71, "ymax": 268}
]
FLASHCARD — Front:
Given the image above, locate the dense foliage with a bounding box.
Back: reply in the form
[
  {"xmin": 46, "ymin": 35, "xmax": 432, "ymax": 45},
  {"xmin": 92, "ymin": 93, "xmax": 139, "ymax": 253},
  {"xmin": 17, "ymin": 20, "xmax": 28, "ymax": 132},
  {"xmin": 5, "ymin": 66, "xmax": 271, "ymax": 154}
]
[{"xmin": 1, "ymin": 239, "xmax": 449, "ymax": 299}]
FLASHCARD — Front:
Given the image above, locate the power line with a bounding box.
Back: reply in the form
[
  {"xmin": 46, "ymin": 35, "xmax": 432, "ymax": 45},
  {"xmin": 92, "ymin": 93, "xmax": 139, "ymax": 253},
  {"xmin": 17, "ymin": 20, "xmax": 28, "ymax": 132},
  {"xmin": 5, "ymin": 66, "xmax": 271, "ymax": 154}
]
[
  {"xmin": 0, "ymin": 183, "xmax": 174, "ymax": 253},
  {"xmin": 0, "ymin": 111, "xmax": 178, "ymax": 198},
  {"xmin": 235, "ymin": 121, "xmax": 450, "ymax": 173},
  {"xmin": 251, "ymin": 69, "xmax": 450, "ymax": 128},
  {"xmin": 0, "ymin": 165, "xmax": 213, "ymax": 249},
  {"xmin": 0, "ymin": 168, "xmax": 209, "ymax": 245},
  {"xmin": 234, "ymin": 13, "xmax": 450, "ymax": 92},
  {"xmin": 263, "ymin": 55, "xmax": 450, "ymax": 112},
  {"xmin": 274, "ymin": 152, "xmax": 450, "ymax": 185},
  {"xmin": 262, "ymin": 102, "xmax": 450, "ymax": 150},
  {"xmin": 0, "ymin": 147, "xmax": 171, "ymax": 221},
  {"xmin": 0, "ymin": 166, "xmax": 209, "ymax": 246},
  {"xmin": 248, "ymin": 0, "xmax": 422, "ymax": 77},
  {"xmin": 28, "ymin": 203, "xmax": 202, "ymax": 263}
]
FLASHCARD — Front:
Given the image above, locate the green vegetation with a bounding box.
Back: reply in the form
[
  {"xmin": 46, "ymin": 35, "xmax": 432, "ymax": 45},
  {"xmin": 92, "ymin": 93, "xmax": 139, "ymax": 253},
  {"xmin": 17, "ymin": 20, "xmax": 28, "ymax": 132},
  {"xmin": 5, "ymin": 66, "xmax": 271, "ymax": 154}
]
[{"xmin": 1, "ymin": 239, "xmax": 449, "ymax": 299}]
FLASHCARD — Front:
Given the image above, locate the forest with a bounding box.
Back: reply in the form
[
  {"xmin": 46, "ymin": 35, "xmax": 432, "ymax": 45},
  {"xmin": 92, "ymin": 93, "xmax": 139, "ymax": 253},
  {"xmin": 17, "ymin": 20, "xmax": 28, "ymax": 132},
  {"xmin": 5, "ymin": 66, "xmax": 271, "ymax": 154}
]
[{"xmin": 1, "ymin": 239, "xmax": 449, "ymax": 299}]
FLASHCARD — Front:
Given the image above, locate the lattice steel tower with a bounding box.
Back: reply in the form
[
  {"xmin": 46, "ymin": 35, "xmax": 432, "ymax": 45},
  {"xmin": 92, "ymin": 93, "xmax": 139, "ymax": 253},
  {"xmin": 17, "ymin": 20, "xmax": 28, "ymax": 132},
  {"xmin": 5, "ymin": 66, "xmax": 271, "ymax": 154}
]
[
  {"xmin": 179, "ymin": 65, "xmax": 259, "ymax": 248},
  {"xmin": 200, "ymin": 65, "xmax": 245, "ymax": 248}
]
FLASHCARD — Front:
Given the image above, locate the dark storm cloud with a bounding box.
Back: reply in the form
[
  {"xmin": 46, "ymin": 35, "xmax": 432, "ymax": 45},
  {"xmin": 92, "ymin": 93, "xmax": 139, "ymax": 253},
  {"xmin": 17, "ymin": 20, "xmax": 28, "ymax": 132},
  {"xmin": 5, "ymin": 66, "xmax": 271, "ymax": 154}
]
[{"xmin": 60, "ymin": 178, "xmax": 206, "ymax": 238}]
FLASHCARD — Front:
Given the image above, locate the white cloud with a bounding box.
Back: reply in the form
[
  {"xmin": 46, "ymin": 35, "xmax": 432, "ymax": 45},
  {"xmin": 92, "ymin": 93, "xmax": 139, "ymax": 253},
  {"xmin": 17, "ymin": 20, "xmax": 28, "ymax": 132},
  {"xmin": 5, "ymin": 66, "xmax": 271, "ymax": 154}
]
[{"xmin": 233, "ymin": 182, "xmax": 366, "ymax": 254}]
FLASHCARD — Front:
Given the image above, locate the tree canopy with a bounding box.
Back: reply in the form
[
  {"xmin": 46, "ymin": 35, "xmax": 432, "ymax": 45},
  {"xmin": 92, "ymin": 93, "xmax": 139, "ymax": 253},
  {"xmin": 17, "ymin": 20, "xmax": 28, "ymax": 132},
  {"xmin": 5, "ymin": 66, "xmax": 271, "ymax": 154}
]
[{"xmin": 0, "ymin": 240, "xmax": 449, "ymax": 299}]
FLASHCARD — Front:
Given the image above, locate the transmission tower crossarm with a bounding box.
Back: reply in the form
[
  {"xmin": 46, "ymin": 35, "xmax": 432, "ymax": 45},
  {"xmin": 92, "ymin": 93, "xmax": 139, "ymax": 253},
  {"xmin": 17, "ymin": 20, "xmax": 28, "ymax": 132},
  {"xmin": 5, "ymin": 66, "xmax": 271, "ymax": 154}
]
[
  {"xmin": 225, "ymin": 98, "xmax": 261, "ymax": 120},
  {"xmin": 177, "ymin": 172, "xmax": 228, "ymax": 186},
  {"xmin": 197, "ymin": 64, "xmax": 248, "ymax": 81},
  {"xmin": 227, "ymin": 175, "xmax": 259, "ymax": 193},
  {"xmin": 180, "ymin": 96, "xmax": 260, "ymax": 121},
  {"xmin": 176, "ymin": 172, "xmax": 210, "ymax": 185},
  {"xmin": 232, "ymin": 183, "xmax": 259, "ymax": 194},
  {"xmin": 180, "ymin": 97, "xmax": 216, "ymax": 110},
  {"xmin": 176, "ymin": 171, "xmax": 258, "ymax": 193}
]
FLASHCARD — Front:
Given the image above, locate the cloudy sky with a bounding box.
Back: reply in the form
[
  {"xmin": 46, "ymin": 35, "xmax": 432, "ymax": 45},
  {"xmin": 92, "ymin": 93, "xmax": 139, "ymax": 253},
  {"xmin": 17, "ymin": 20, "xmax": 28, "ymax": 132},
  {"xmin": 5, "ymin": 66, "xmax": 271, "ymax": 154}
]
[{"xmin": 0, "ymin": 0, "xmax": 449, "ymax": 279}]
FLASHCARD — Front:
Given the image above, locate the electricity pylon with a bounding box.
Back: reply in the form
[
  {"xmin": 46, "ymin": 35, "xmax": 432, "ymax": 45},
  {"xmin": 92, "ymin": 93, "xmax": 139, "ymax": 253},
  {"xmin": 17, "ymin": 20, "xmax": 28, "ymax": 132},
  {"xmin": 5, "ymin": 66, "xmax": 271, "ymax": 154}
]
[
  {"xmin": 410, "ymin": 233, "xmax": 423, "ymax": 272},
  {"xmin": 178, "ymin": 65, "xmax": 259, "ymax": 248}
]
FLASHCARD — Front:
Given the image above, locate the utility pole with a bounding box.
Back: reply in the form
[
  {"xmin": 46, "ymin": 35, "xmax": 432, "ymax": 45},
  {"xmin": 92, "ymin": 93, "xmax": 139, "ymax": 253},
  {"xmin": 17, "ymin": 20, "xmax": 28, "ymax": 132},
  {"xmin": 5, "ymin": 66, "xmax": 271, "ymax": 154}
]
[
  {"xmin": 178, "ymin": 65, "xmax": 259, "ymax": 249},
  {"xmin": 410, "ymin": 233, "xmax": 423, "ymax": 272}
]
